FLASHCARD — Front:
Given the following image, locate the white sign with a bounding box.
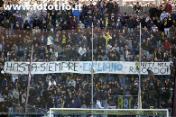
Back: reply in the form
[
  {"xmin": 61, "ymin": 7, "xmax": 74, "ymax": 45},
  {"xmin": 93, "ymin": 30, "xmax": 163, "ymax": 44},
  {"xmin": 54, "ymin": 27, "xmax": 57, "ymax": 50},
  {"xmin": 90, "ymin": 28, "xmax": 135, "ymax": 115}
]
[{"xmin": 3, "ymin": 61, "xmax": 171, "ymax": 75}]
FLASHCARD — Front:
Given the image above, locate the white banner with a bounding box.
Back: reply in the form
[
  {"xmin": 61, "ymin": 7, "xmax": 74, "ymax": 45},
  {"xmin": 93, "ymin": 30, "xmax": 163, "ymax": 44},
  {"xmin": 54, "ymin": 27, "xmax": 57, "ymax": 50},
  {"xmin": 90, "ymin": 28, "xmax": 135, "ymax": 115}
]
[{"xmin": 3, "ymin": 61, "xmax": 171, "ymax": 75}]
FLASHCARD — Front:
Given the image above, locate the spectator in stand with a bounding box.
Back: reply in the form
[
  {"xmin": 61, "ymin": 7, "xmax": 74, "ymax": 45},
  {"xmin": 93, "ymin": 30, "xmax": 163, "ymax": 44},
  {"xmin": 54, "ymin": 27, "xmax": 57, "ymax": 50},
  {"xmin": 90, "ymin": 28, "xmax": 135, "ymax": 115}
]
[{"xmin": 163, "ymin": 39, "xmax": 171, "ymax": 51}]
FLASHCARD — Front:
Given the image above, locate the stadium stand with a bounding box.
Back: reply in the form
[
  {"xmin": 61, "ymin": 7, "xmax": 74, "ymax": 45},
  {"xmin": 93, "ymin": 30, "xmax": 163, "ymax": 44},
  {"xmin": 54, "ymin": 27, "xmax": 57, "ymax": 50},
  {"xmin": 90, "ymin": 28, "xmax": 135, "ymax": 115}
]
[{"xmin": 0, "ymin": 0, "xmax": 176, "ymax": 116}]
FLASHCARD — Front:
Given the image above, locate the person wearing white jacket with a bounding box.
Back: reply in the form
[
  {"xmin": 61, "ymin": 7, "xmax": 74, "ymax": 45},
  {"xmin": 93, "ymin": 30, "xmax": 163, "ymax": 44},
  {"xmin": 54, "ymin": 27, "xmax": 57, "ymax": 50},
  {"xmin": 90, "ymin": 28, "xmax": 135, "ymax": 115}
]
[{"xmin": 96, "ymin": 100, "xmax": 104, "ymax": 109}]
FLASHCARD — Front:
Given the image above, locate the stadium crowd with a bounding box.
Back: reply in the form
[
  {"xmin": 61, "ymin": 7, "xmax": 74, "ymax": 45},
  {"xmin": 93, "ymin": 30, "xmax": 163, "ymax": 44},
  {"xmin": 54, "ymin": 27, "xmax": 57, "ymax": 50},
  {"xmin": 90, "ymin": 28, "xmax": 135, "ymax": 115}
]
[{"xmin": 0, "ymin": 0, "xmax": 176, "ymax": 114}]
